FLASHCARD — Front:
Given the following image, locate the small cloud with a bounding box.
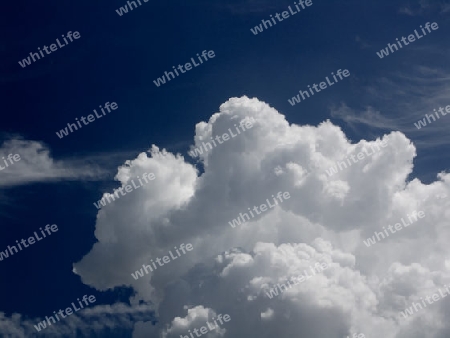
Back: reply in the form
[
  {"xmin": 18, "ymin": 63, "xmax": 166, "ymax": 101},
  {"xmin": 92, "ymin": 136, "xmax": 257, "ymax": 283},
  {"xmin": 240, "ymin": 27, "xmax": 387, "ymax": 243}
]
[
  {"xmin": 399, "ymin": 1, "xmax": 450, "ymax": 15},
  {"xmin": 399, "ymin": 6, "xmax": 415, "ymax": 15},
  {"xmin": 0, "ymin": 137, "xmax": 111, "ymax": 188}
]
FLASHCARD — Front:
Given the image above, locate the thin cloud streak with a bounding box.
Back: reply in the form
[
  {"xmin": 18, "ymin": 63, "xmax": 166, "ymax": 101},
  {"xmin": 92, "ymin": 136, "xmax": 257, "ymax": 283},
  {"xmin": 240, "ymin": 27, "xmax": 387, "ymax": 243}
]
[
  {"xmin": 330, "ymin": 66, "xmax": 450, "ymax": 150},
  {"xmin": 0, "ymin": 138, "xmax": 139, "ymax": 188}
]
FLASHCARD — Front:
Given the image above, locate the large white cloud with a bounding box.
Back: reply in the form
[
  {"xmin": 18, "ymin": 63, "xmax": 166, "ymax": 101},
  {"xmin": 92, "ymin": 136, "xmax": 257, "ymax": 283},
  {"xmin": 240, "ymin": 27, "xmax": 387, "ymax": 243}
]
[
  {"xmin": 5, "ymin": 96, "xmax": 449, "ymax": 337},
  {"xmin": 74, "ymin": 96, "xmax": 450, "ymax": 337}
]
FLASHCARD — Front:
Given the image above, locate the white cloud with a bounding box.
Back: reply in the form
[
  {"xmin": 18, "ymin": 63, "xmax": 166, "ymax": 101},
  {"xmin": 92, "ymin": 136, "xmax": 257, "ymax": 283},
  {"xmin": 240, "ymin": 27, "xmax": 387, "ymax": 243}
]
[
  {"xmin": 0, "ymin": 138, "xmax": 109, "ymax": 187},
  {"xmin": 4, "ymin": 96, "xmax": 449, "ymax": 337},
  {"xmin": 0, "ymin": 303, "xmax": 153, "ymax": 337},
  {"xmin": 74, "ymin": 96, "xmax": 450, "ymax": 337}
]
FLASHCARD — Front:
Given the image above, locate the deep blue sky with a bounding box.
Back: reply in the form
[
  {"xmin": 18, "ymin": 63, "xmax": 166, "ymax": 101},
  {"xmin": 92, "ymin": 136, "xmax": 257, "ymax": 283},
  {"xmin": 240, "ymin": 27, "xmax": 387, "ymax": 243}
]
[{"xmin": 1, "ymin": 0, "xmax": 449, "ymax": 336}]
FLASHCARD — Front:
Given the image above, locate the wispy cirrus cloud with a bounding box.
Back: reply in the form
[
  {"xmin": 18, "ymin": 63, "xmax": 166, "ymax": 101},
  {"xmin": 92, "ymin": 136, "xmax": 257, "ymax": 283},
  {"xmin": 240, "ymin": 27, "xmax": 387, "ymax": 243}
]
[
  {"xmin": 0, "ymin": 303, "xmax": 154, "ymax": 337},
  {"xmin": 330, "ymin": 66, "xmax": 450, "ymax": 150},
  {"xmin": 399, "ymin": 0, "xmax": 450, "ymax": 16}
]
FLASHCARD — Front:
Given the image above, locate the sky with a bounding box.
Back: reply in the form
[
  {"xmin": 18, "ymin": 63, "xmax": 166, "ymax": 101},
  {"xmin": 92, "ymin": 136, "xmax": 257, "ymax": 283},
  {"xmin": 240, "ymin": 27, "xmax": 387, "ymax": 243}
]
[{"xmin": 1, "ymin": 0, "xmax": 450, "ymax": 337}]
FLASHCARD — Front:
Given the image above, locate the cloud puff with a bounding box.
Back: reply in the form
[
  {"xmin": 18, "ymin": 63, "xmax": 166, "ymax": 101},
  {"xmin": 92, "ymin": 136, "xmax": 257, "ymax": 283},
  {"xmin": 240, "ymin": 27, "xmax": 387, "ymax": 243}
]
[
  {"xmin": 68, "ymin": 96, "xmax": 450, "ymax": 337},
  {"xmin": 0, "ymin": 303, "xmax": 153, "ymax": 337},
  {"xmin": 0, "ymin": 138, "xmax": 109, "ymax": 187}
]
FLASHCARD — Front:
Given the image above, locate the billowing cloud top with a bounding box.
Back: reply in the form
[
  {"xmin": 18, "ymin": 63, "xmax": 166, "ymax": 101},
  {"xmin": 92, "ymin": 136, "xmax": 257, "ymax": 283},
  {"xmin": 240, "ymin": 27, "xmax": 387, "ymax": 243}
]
[{"xmin": 14, "ymin": 96, "xmax": 450, "ymax": 337}]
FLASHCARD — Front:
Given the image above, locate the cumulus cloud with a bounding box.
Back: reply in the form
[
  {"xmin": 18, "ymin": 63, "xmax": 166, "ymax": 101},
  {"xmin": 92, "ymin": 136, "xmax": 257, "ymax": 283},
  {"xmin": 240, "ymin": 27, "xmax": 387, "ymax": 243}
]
[
  {"xmin": 7, "ymin": 96, "xmax": 447, "ymax": 337},
  {"xmin": 73, "ymin": 96, "xmax": 450, "ymax": 337}
]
